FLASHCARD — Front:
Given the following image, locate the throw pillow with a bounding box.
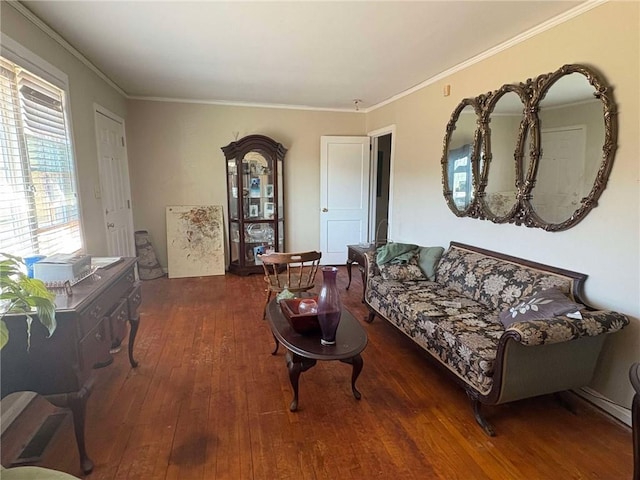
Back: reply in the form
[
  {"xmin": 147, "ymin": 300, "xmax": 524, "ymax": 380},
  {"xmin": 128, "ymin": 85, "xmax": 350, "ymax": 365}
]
[
  {"xmin": 418, "ymin": 246, "xmax": 445, "ymax": 281},
  {"xmin": 379, "ymin": 253, "xmax": 427, "ymax": 282},
  {"xmin": 499, "ymin": 288, "xmax": 584, "ymax": 328}
]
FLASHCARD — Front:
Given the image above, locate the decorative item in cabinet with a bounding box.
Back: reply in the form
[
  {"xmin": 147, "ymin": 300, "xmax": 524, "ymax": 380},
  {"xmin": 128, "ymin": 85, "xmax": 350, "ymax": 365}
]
[{"xmin": 222, "ymin": 135, "xmax": 287, "ymax": 275}]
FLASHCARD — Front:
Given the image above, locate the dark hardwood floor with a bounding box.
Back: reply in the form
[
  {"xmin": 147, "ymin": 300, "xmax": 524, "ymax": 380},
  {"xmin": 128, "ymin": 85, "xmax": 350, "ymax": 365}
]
[{"xmin": 31, "ymin": 267, "xmax": 632, "ymax": 479}]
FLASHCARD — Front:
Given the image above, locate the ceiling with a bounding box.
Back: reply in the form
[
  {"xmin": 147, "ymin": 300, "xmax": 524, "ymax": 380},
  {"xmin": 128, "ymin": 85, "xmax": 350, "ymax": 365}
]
[{"xmin": 20, "ymin": 0, "xmax": 588, "ymax": 111}]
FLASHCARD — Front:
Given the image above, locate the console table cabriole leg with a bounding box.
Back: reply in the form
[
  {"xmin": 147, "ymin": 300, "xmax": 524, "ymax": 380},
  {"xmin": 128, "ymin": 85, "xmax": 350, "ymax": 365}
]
[
  {"xmin": 358, "ymin": 266, "xmax": 367, "ymax": 303},
  {"xmin": 285, "ymin": 351, "xmax": 316, "ymax": 412},
  {"xmin": 346, "ymin": 259, "xmax": 354, "ymax": 290},
  {"xmin": 340, "ymin": 353, "xmax": 363, "ymax": 400},
  {"xmin": 128, "ymin": 314, "xmax": 140, "ymax": 368},
  {"xmin": 68, "ymin": 392, "xmax": 94, "ymax": 474},
  {"xmin": 47, "ymin": 381, "xmax": 95, "ymax": 474}
]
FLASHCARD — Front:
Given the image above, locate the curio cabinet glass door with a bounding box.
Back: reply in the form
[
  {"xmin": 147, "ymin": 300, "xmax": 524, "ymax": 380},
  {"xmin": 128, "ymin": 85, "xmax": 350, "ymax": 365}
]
[{"xmin": 222, "ymin": 134, "xmax": 286, "ymax": 275}]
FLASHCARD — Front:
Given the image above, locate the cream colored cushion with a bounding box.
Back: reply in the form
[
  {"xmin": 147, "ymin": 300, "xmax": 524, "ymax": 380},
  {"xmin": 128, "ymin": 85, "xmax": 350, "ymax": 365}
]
[{"xmin": 0, "ymin": 466, "xmax": 80, "ymax": 479}]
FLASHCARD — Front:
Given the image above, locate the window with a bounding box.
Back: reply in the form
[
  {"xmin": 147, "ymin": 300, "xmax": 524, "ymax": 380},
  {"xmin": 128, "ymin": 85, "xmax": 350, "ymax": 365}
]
[{"xmin": 0, "ymin": 55, "xmax": 81, "ymax": 257}]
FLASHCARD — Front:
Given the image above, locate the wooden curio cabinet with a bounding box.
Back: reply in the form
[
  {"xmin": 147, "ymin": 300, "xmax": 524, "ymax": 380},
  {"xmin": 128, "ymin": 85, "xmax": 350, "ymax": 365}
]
[{"xmin": 222, "ymin": 134, "xmax": 287, "ymax": 275}]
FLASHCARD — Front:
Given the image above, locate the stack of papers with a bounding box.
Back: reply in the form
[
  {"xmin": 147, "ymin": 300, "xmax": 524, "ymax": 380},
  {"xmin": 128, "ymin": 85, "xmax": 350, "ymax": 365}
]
[{"xmin": 91, "ymin": 257, "xmax": 123, "ymax": 269}]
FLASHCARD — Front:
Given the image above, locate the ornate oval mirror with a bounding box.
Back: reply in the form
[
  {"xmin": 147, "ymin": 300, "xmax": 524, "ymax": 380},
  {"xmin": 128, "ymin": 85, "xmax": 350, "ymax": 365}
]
[
  {"xmin": 441, "ymin": 64, "xmax": 617, "ymax": 231},
  {"xmin": 442, "ymin": 99, "xmax": 480, "ymax": 215},
  {"xmin": 528, "ymin": 65, "xmax": 616, "ymax": 230},
  {"xmin": 482, "ymin": 86, "xmax": 527, "ymax": 220}
]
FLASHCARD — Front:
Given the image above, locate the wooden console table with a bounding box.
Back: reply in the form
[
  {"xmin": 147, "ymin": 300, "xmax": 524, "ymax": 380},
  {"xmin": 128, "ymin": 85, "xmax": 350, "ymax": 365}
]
[{"xmin": 0, "ymin": 258, "xmax": 141, "ymax": 474}]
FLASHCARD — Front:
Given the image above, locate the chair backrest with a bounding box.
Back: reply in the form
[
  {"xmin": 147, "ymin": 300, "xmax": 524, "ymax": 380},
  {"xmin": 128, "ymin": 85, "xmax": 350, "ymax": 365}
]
[{"xmin": 259, "ymin": 251, "xmax": 322, "ymax": 293}]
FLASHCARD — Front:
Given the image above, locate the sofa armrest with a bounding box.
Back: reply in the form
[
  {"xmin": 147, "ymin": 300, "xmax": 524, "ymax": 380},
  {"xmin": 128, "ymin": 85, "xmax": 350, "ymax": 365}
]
[
  {"xmin": 363, "ymin": 250, "xmax": 380, "ymax": 279},
  {"xmin": 505, "ymin": 310, "xmax": 629, "ymax": 346}
]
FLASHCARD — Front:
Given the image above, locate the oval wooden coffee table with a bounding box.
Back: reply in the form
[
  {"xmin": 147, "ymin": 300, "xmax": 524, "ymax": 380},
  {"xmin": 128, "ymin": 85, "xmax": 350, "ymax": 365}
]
[{"xmin": 266, "ymin": 299, "xmax": 368, "ymax": 411}]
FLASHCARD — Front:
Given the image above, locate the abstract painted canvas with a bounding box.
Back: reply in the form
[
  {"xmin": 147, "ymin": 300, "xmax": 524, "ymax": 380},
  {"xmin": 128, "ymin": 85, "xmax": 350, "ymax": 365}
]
[{"xmin": 166, "ymin": 205, "xmax": 225, "ymax": 278}]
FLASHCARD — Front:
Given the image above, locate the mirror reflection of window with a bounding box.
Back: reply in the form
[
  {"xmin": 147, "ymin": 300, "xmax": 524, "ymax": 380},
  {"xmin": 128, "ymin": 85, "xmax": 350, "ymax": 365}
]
[{"xmin": 448, "ymin": 144, "xmax": 472, "ymax": 209}]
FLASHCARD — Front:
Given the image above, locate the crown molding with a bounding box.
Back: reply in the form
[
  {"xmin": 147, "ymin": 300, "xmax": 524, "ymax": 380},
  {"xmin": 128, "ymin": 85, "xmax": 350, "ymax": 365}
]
[
  {"xmin": 10, "ymin": 0, "xmax": 607, "ymax": 113},
  {"xmin": 127, "ymin": 95, "xmax": 362, "ymax": 113},
  {"xmin": 364, "ymin": 0, "xmax": 608, "ymax": 113},
  {"xmin": 9, "ymin": 0, "xmax": 127, "ymax": 97}
]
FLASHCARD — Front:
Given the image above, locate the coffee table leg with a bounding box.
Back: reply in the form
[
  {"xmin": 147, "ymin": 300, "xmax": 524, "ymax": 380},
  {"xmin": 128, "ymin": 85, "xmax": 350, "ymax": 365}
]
[
  {"xmin": 346, "ymin": 258, "xmax": 353, "ymax": 290},
  {"xmin": 340, "ymin": 354, "xmax": 363, "ymax": 400},
  {"xmin": 286, "ymin": 352, "xmax": 316, "ymax": 411}
]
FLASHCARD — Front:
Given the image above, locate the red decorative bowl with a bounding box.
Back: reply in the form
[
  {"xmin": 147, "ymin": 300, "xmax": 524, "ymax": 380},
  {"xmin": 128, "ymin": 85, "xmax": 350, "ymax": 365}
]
[{"xmin": 279, "ymin": 297, "xmax": 321, "ymax": 334}]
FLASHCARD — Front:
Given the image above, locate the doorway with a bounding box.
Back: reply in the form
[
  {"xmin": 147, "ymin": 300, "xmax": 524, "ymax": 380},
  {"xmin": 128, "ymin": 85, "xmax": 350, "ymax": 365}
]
[
  {"xmin": 368, "ymin": 126, "xmax": 394, "ymax": 246},
  {"xmin": 319, "ymin": 136, "xmax": 371, "ymax": 264},
  {"xmin": 94, "ymin": 105, "xmax": 135, "ymax": 257},
  {"xmin": 318, "ymin": 128, "xmax": 394, "ymax": 264}
]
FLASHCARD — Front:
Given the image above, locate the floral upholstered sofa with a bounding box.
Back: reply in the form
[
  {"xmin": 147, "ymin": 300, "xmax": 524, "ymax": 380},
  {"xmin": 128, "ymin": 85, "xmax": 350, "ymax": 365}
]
[{"xmin": 364, "ymin": 241, "xmax": 629, "ymax": 435}]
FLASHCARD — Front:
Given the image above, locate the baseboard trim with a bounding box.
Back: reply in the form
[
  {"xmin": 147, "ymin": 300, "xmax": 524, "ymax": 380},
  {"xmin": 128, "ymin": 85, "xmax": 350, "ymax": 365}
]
[{"xmin": 575, "ymin": 387, "xmax": 632, "ymax": 427}]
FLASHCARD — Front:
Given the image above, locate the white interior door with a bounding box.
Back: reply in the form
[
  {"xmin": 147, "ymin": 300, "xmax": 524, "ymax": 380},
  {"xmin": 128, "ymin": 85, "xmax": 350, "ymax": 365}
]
[
  {"xmin": 535, "ymin": 125, "xmax": 586, "ymax": 222},
  {"xmin": 320, "ymin": 136, "xmax": 370, "ymax": 265},
  {"xmin": 95, "ymin": 107, "xmax": 135, "ymax": 257}
]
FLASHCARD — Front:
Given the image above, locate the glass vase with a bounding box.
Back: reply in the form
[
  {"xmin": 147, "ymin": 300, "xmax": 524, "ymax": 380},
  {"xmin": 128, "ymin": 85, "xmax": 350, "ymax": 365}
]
[{"xmin": 317, "ymin": 266, "xmax": 342, "ymax": 345}]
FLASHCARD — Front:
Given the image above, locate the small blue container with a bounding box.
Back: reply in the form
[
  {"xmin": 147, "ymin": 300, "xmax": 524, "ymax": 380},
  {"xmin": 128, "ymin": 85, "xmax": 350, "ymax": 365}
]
[{"xmin": 24, "ymin": 255, "xmax": 46, "ymax": 278}]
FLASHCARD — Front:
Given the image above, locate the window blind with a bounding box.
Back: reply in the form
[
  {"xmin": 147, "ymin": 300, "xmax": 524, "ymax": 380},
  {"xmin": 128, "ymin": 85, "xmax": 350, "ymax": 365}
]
[{"xmin": 0, "ymin": 56, "xmax": 81, "ymax": 258}]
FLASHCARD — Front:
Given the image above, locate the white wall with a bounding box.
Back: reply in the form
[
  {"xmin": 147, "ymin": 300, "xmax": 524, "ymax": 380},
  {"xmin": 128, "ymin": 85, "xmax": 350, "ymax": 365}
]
[
  {"xmin": 365, "ymin": 1, "xmax": 639, "ymax": 413},
  {"xmin": 125, "ymin": 100, "xmax": 365, "ymax": 266}
]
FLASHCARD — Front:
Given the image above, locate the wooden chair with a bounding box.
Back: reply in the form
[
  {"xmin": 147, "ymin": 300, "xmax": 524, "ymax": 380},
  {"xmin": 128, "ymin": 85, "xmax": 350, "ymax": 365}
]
[
  {"xmin": 258, "ymin": 251, "xmax": 322, "ymax": 318},
  {"xmin": 631, "ymin": 362, "xmax": 640, "ymax": 480}
]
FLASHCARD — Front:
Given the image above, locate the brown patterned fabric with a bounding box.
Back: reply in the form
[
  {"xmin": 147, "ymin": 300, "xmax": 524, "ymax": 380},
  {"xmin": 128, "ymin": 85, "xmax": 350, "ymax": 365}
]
[
  {"xmin": 379, "ymin": 254, "xmax": 426, "ymax": 282},
  {"xmin": 435, "ymin": 246, "xmax": 575, "ymax": 312},
  {"xmin": 364, "ymin": 247, "xmax": 630, "ymax": 395}
]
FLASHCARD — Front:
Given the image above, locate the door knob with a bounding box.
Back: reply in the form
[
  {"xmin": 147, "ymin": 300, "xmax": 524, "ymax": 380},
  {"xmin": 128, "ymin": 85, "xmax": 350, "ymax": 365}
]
[
  {"xmin": 107, "ymin": 222, "xmax": 115, "ymax": 229},
  {"xmin": 322, "ymin": 208, "xmax": 328, "ymax": 212}
]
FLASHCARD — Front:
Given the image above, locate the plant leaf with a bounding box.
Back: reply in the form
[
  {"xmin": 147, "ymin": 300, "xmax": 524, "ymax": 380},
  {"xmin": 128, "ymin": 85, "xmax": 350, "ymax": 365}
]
[
  {"xmin": 0, "ymin": 320, "xmax": 8, "ymax": 350},
  {"xmin": 25, "ymin": 314, "xmax": 32, "ymax": 351},
  {"xmin": 1, "ymin": 252, "xmax": 58, "ymax": 348},
  {"xmin": 31, "ymin": 296, "xmax": 57, "ymax": 337},
  {"xmin": 19, "ymin": 276, "xmax": 55, "ymax": 301}
]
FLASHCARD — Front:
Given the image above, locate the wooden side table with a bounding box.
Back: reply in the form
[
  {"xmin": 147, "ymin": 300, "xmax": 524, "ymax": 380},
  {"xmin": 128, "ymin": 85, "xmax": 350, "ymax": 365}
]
[{"xmin": 346, "ymin": 244, "xmax": 375, "ymax": 294}]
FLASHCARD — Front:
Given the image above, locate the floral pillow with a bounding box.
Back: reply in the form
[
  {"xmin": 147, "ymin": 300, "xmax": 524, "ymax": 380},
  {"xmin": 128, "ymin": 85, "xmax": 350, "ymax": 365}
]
[
  {"xmin": 499, "ymin": 288, "xmax": 584, "ymax": 328},
  {"xmin": 379, "ymin": 254, "xmax": 427, "ymax": 282}
]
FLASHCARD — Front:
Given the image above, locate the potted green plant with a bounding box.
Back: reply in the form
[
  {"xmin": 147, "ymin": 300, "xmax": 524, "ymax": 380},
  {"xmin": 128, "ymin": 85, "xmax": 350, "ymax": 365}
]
[{"xmin": 0, "ymin": 253, "xmax": 56, "ymax": 350}]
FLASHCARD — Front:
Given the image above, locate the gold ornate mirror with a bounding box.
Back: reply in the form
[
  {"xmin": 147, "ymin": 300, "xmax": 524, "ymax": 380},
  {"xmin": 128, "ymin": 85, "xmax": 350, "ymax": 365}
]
[
  {"xmin": 442, "ymin": 98, "xmax": 481, "ymax": 216},
  {"xmin": 442, "ymin": 64, "xmax": 618, "ymax": 231},
  {"xmin": 481, "ymin": 85, "xmax": 527, "ymax": 221}
]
